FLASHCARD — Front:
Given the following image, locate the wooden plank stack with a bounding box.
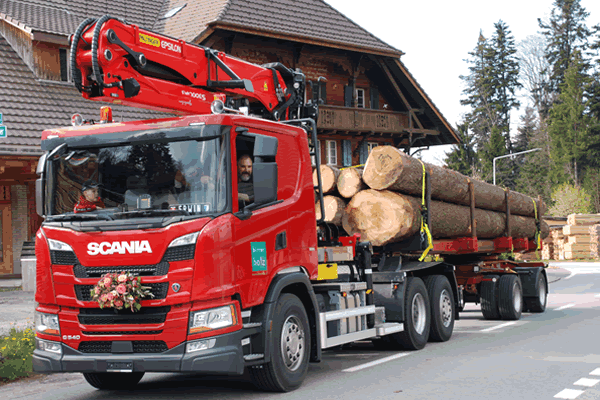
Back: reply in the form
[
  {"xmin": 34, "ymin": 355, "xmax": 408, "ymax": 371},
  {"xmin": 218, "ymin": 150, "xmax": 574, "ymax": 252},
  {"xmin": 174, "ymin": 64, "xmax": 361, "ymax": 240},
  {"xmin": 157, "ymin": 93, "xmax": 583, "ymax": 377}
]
[
  {"xmin": 561, "ymin": 214, "xmax": 600, "ymax": 260},
  {"xmin": 590, "ymin": 224, "xmax": 600, "ymax": 259},
  {"xmin": 313, "ymin": 146, "xmax": 549, "ymax": 249}
]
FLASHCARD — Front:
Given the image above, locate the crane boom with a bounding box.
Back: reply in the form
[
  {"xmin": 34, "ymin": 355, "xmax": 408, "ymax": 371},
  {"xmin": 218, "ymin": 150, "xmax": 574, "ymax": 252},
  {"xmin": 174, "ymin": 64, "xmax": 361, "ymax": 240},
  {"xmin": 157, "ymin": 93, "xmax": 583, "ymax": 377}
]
[{"xmin": 71, "ymin": 16, "xmax": 315, "ymax": 120}]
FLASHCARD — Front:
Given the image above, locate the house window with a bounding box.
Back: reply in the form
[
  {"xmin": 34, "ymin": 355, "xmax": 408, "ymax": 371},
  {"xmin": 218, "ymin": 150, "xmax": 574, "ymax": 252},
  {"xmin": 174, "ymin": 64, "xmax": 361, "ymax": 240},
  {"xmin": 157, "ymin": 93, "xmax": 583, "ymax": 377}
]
[
  {"xmin": 356, "ymin": 88, "xmax": 365, "ymax": 108},
  {"xmin": 367, "ymin": 142, "xmax": 378, "ymax": 154},
  {"xmin": 59, "ymin": 48, "xmax": 68, "ymax": 82},
  {"xmin": 326, "ymin": 140, "xmax": 337, "ymax": 165},
  {"xmin": 311, "ymin": 140, "xmax": 321, "ymax": 166}
]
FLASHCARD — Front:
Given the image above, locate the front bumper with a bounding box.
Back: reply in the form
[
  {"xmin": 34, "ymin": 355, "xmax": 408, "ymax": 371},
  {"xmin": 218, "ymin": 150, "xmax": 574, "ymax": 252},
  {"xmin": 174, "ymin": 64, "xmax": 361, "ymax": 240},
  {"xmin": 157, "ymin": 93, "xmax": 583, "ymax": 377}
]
[{"xmin": 33, "ymin": 330, "xmax": 245, "ymax": 375}]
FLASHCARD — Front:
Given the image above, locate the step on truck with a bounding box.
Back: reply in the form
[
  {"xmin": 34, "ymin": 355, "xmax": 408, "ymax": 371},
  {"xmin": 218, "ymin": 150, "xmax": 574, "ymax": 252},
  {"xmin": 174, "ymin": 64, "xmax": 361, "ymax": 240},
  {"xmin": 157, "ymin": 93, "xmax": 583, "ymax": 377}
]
[{"xmin": 31, "ymin": 16, "xmax": 545, "ymax": 392}]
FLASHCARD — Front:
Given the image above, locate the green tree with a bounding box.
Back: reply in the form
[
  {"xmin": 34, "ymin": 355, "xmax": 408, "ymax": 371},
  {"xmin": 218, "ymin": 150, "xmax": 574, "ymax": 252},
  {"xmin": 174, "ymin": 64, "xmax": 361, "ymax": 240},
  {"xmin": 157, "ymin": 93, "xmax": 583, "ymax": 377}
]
[
  {"xmin": 548, "ymin": 183, "xmax": 593, "ymax": 216},
  {"xmin": 547, "ymin": 52, "xmax": 592, "ymax": 186},
  {"xmin": 444, "ymin": 122, "xmax": 478, "ymax": 176},
  {"xmin": 480, "ymin": 126, "xmax": 509, "ymax": 185},
  {"xmin": 538, "ymin": 0, "xmax": 592, "ymax": 93}
]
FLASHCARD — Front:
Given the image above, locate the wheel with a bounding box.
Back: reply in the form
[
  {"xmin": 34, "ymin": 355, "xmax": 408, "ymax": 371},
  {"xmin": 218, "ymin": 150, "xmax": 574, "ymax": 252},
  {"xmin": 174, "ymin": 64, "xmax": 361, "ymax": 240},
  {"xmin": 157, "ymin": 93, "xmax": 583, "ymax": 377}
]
[
  {"xmin": 424, "ymin": 275, "xmax": 455, "ymax": 342},
  {"xmin": 524, "ymin": 273, "xmax": 547, "ymax": 313},
  {"xmin": 498, "ymin": 274, "xmax": 523, "ymax": 320},
  {"xmin": 249, "ymin": 293, "xmax": 310, "ymax": 392},
  {"xmin": 386, "ymin": 277, "xmax": 430, "ymax": 350},
  {"xmin": 480, "ymin": 275, "xmax": 500, "ymax": 320},
  {"xmin": 83, "ymin": 372, "xmax": 144, "ymax": 390}
]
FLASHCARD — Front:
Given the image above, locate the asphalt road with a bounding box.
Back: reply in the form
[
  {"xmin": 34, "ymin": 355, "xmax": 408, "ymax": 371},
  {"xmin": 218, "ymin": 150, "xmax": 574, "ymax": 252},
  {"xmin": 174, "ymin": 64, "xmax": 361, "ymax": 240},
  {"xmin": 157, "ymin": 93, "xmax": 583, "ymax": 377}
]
[{"xmin": 2, "ymin": 263, "xmax": 599, "ymax": 400}]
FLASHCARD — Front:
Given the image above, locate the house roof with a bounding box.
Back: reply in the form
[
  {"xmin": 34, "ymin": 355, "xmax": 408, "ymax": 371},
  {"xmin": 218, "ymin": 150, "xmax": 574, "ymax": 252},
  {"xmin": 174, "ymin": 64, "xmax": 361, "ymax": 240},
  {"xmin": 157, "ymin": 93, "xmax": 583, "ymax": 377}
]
[{"xmin": 0, "ymin": 34, "xmax": 166, "ymax": 156}]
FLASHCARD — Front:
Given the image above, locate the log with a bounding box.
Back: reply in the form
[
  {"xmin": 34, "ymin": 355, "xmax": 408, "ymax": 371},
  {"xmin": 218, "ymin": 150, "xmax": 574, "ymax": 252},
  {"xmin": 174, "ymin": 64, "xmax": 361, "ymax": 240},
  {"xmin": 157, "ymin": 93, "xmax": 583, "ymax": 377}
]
[
  {"xmin": 342, "ymin": 190, "xmax": 549, "ymax": 247},
  {"xmin": 337, "ymin": 167, "xmax": 367, "ymax": 198},
  {"xmin": 315, "ymin": 195, "xmax": 346, "ymax": 226},
  {"xmin": 313, "ymin": 165, "xmax": 340, "ymax": 194},
  {"xmin": 362, "ymin": 146, "xmax": 546, "ymax": 218}
]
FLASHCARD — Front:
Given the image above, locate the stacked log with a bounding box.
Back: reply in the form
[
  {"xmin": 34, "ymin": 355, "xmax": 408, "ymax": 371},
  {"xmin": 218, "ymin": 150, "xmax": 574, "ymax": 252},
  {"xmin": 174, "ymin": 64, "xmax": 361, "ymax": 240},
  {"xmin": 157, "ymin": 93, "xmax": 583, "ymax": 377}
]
[
  {"xmin": 590, "ymin": 224, "xmax": 600, "ymax": 259},
  {"xmin": 336, "ymin": 167, "xmax": 366, "ymax": 198},
  {"xmin": 313, "ymin": 165, "xmax": 340, "ymax": 194},
  {"xmin": 315, "ymin": 196, "xmax": 346, "ymax": 226}
]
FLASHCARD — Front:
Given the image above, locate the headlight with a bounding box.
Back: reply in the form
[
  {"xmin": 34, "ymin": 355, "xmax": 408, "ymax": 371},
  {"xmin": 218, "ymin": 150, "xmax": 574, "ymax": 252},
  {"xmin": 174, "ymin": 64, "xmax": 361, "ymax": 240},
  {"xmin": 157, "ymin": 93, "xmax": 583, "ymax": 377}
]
[
  {"xmin": 168, "ymin": 232, "xmax": 200, "ymax": 248},
  {"xmin": 189, "ymin": 305, "xmax": 236, "ymax": 334},
  {"xmin": 47, "ymin": 239, "xmax": 73, "ymax": 252},
  {"xmin": 35, "ymin": 311, "xmax": 60, "ymax": 335},
  {"xmin": 36, "ymin": 338, "xmax": 62, "ymax": 354}
]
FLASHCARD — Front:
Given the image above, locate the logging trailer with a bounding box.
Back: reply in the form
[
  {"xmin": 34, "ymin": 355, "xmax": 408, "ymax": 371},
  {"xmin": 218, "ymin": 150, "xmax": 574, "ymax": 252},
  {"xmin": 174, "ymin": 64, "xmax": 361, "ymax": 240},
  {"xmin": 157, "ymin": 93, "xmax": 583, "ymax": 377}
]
[{"xmin": 31, "ymin": 16, "xmax": 548, "ymax": 392}]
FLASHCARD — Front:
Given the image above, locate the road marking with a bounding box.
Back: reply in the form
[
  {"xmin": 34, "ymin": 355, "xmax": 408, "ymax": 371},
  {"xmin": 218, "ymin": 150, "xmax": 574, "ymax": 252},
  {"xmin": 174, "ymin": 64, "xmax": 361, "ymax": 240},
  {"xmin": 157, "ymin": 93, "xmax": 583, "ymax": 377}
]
[
  {"xmin": 574, "ymin": 378, "xmax": 600, "ymax": 387},
  {"xmin": 554, "ymin": 388, "xmax": 585, "ymax": 399},
  {"xmin": 479, "ymin": 321, "xmax": 518, "ymax": 332},
  {"xmin": 555, "ymin": 303, "xmax": 576, "ymax": 311},
  {"xmin": 565, "ymin": 271, "xmax": 578, "ymax": 280},
  {"xmin": 590, "ymin": 368, "xmax": 600, "ymax": 376},
  {"xmin": 595, "ymin": 294, "xmax": 600, "ymax": 298},
  {"xmin": 343, "ymin": 352, "xmax": 411, "ymax": 372}
]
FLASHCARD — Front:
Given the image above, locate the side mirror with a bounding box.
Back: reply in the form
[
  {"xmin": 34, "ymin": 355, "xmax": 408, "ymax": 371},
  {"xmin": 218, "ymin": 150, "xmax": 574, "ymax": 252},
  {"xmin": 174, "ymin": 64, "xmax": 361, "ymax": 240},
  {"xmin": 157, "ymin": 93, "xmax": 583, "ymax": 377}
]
[{"xmin": 35, "ymin": 178, "xmax": 44, "ymax": 217}]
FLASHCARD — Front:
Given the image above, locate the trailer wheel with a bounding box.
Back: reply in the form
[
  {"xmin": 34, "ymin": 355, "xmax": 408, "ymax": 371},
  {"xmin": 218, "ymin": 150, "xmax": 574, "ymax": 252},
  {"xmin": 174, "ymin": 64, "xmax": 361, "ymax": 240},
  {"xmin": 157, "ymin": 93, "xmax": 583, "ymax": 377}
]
[
  {"xmin": 424, "ymin": 275, "xmax": 454, "ymax": 342},
  {"xmin": 83, "ymin": 372, "xmax": 144, "ymax": 390},
  {"xmin": 480, "ymin": 275, "xmax": 500, "ymax": 320},
  {"xmin": 386, "ymin": 277, "xmax": 430, "ymax": 350},
  {"xmin": 524, "ymin": 273, "xmax": 547, "ymax": 313},
  {"xmin": 249, "ymin": 293, "xmax": 310, "ymax": 392},
  {"xmin": 498, "ymin": 274, "xmax": 523, "ymax": 320}
]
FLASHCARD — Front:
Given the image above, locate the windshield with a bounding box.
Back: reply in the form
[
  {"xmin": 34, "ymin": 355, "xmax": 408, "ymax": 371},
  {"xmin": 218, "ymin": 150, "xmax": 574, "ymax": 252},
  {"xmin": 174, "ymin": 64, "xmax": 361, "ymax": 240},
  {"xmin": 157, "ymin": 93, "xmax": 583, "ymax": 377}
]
[{"xmin": 45, "ymin": 135, "xmax": 229, "ymax": 220}]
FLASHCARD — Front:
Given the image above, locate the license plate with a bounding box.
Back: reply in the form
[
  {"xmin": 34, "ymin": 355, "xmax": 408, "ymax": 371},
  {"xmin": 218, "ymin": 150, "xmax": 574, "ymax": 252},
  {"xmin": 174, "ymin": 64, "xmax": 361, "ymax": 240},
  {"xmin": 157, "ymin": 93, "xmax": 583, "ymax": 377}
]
[{"xmin": 107, "ymin": 361, "xmax": 133, "ymax": 372}]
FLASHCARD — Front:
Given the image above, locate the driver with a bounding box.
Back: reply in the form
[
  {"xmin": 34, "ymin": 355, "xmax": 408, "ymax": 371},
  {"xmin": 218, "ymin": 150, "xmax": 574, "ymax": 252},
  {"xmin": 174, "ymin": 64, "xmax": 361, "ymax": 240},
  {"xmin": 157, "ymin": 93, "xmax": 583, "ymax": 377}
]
[{"xmin": 74, "ymin": 180, "xmax": 105, "ymax": 213}]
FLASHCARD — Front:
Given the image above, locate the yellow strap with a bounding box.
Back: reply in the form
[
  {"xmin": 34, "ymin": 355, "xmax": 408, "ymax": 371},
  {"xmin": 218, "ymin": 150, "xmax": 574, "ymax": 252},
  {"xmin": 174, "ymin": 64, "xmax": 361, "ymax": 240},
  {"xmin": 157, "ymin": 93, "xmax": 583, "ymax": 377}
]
[
  {"xmin": 532, "ymin": 198, "xmax": 541, "ymax": 257},
  {"xmin": 339, "ymin": 164, "xmax": 365, "ymax": 171},
  {"xmin": 417, "ymin": 160, "xmax": 433, "ymax": 261}
]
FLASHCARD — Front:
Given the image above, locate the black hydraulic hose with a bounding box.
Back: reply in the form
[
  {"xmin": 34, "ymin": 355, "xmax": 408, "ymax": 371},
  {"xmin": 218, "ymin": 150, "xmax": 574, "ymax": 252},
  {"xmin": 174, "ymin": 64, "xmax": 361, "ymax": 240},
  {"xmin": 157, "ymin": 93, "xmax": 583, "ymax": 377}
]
[
  {"xmin": 70, "ymin": 18, "xmax": 97, "ymax": 93},
  {"xmin": 91, "ymin": 15, "xmax": 114, "ymax": 87}
]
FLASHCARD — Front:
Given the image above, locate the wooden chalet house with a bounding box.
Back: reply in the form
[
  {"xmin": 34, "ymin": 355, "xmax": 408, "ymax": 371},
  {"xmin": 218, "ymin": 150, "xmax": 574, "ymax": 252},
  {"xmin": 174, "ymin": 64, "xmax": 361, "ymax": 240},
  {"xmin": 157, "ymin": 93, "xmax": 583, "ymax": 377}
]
[{"xmin": 0, "ymin": 0, "xmax": 457, "ymax": 278}]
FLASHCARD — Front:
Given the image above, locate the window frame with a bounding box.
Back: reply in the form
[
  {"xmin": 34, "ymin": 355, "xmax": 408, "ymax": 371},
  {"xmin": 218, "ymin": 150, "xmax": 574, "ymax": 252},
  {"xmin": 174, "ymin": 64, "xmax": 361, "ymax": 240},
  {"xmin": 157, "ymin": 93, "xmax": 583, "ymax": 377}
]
[
  {"xmin": 326, "ymin": 140, "xmax": 337, "ymax": 166},
  {"xmin": 356, "ymin": 88, "xmax": 365, "ymax": 108}
]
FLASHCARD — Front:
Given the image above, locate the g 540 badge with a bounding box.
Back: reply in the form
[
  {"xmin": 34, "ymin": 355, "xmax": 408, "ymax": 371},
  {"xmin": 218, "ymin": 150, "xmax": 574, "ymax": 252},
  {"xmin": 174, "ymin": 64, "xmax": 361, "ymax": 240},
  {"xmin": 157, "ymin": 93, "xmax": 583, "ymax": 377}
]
[{"xmin": 251, "ymin": 242, "xmax": 267, "ymax": 275}]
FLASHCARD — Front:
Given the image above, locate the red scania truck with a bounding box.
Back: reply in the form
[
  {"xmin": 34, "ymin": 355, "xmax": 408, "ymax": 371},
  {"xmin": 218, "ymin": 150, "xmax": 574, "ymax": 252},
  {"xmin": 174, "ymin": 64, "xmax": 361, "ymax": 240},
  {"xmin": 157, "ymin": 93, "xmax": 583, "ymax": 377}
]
[{"xmin": 32, "ymin": 16, "xmax": 547, "ymax": 392}]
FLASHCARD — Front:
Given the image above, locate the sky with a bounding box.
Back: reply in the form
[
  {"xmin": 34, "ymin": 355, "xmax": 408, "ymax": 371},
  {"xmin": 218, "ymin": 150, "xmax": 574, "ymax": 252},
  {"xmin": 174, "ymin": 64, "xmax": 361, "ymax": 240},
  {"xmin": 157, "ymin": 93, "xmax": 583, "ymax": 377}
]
[{"xmin": 324, "ymin": 0, "xmax": 600, "ymax": 165}]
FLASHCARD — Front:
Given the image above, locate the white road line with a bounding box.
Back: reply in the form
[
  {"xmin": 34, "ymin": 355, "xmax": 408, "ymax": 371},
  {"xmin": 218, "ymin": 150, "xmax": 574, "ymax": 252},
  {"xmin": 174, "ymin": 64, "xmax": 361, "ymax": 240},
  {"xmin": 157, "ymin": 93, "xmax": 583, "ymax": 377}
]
[
  {"xmin": 479, "ymin": 321, "xmax": 518, "ymax": 332},
  {"xmin": 554, "ymin": 388, "xmax": 585, "ymax": 399},
  {"xmin": 555, "ymin": 303, "xmax": 576, "ymax": 311},
  {"xmin": 565, "ymin": 271, "xmax": 578, "ymax": 280},
  {"xmin": 590, "ymin": 368, "xmax": 600, "ymax": 376},
  {"xmin": 343, "ymin": 352, "xmax": 411, "ymax": 372},
  {"xmin": 574, "ymin": 378, "xmax": 600, "ymax": 387},
  {"xmin": 595, "ymin": 294, "xmax": 600, "ymax": 298}
]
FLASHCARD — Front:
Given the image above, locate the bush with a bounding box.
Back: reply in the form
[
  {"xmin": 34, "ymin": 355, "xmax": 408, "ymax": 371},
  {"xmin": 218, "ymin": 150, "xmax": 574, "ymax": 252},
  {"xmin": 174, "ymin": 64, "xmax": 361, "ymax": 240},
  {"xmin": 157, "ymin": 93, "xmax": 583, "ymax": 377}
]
[
  {"xmin": 0, "ymin": 327, "xmax": 35, "ymax": 381},
  {"xmin": 549, "ymin": 183, "xmax": 593, "ymax": 216}
]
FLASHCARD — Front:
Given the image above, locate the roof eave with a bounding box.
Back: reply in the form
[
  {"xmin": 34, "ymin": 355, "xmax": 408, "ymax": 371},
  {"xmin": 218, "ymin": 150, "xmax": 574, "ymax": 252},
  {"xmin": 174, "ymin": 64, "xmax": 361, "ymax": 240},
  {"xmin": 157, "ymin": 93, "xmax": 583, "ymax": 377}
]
[{"xmin": 204, "ymin": 21, "xmax": 404, "ymax": 58}]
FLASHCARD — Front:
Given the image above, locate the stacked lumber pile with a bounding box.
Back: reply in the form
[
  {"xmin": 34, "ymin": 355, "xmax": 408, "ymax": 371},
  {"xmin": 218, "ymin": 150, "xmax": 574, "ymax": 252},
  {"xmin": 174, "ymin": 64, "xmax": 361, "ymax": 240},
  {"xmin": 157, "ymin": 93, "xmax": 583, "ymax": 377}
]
[
  {"xmin": 590, "ymin": 224, "xmax": 600, "ymax": 259},
  {"xmin": 313, "ymin": 146, "xmax": 549, "ymax": 249},
  {"xmin": 541, "ymin": 235, "xmax": 554, "ymax": 260},
  {"xmin": 551, "ymin": 228, "xmax": 565, "ymax": 260},
  {"xmin": 561, "ymin": 214, "xmax": 600, "ymax": 260}
]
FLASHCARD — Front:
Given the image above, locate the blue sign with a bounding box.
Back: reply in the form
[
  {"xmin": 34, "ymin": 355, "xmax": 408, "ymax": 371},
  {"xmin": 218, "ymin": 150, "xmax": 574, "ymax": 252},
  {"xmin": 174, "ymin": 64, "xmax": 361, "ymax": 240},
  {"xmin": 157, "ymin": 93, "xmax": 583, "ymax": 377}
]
[
  {"xmin": 251, "ymin": 242, "xmax": 267, "ymax": 273},
  {"xmin": 0, "ymin": 126, "xmax": 6, "ymax": 138}
]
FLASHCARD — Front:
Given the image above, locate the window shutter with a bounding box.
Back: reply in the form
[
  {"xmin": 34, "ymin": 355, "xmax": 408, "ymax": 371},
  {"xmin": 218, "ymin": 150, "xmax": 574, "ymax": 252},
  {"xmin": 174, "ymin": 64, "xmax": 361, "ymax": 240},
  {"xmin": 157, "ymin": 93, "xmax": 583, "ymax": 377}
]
[
  {"xmin": 359, "ymin": 141, "xmax": 369, "ymax": 164},
  {"xmin": 59, "ymin": 49, "xmax": 68, "ymax": 82},
  {"xmin": 342, "ymin": 140, "xmax": 351, "ymax": 167},
  {"xmin": 312, "ymin": 81, "xmax": 319, "ymax": 103},
  {"xmin": 370, "ymin": 87, "xmax": 379, "ymax": 109},
  {"xmin": 320, "ymin": 82, "xmax": 327, "ymax": 105},
  {"xmin": 344, "ymin": 85, "xmax": 353, "ymax": 107}
]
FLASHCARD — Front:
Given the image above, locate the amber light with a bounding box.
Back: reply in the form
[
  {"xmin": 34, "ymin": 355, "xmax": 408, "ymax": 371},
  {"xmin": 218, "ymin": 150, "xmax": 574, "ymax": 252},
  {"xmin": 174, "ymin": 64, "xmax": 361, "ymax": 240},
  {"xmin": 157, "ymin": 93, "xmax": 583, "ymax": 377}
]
[{"xmin": 100, "ymin": 106, "xmax": 113, "ymax": 123}]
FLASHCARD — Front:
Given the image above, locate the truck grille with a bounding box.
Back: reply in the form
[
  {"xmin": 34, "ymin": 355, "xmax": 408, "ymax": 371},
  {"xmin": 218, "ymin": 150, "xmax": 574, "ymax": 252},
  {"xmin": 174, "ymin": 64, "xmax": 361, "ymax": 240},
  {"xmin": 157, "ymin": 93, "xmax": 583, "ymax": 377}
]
[
  {"xmin": 51, "ymin": 250, "xmax": 79, "ymax": 265},
  {"xmin": 82, "ymin": 330, "xmax": 163, "ymax": 335},
  {"xmin": 75, "ymin": 282, "xmax": 169, "ymax": 302},
  {"xmin": 73, "ymin": 262, "xmax": 170, "ymax": 278},
  {"xmin": 163, "ymin": 244, "xmax": 195, "ymax": 261},
  {"xmin": 78, "ymin": 341, "xmax": 168, "ymax": 353},
  {"xmin": 78, "ymin": 306, "xmax": 170, "ymax": 325}
]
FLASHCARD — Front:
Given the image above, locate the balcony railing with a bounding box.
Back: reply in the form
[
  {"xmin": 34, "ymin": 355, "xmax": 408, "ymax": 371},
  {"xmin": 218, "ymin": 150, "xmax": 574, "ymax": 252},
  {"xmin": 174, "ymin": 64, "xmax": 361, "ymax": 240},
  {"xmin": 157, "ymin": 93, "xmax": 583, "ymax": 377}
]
[{"xmin": 317, "ymin": 105, "xmax": 409, "ymax": 133}]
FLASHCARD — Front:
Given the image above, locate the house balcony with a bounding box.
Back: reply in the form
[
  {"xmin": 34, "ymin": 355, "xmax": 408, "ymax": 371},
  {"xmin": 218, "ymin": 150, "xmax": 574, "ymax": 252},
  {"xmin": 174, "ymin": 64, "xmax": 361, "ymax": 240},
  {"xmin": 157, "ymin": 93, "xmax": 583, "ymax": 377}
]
[{"xmin": 317, "ymin": 105, "xmax": 410, "ymax": 134}]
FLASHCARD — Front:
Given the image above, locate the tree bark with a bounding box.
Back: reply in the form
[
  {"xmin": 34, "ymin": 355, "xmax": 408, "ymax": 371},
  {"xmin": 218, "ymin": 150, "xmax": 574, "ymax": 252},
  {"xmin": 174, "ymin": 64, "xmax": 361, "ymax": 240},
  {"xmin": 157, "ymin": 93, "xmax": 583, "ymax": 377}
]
[
  {"xmin": 362, "ymin": 146, "xmax": 547, "ymax": 218},
  {"xmin": 337, "ymin": 167, "xmax": 366, "ymax": 198},
  {"xmin": 342, "ymin": 190, "xmax": 549, "ymax": 247},
  {"xmin": 316, "ymin": 195, "xmax": 346, "ymax": 226},
  {"xmin": 313, "ymin": 165, "xmax": 340, "ymax": 194}
]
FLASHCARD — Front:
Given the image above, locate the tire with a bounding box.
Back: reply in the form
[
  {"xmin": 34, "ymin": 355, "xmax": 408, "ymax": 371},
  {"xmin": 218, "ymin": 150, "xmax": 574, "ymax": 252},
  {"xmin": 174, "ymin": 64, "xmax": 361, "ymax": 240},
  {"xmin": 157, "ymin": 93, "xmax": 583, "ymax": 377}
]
[
  {"xmin": 249, "ymin": 293, "xmax": 310, "ymax": 392},
  {"xmin": 498, "ymin": 274, "xmax": 523, "ymax": 320},
  {"xmin": 480, "ymin": 275, "xmax": 501, "ymax": 320},
  {"xmin": 386, "ymin": 277, "xmax": 430, "ymax": 350},
  {"xmin": 424, "ymin": 275, "xmax": 454, "ymax": 342},
  {"xmin": 83, "ymin": 372, "xmax": 144, "ymax": 390},
  {"xmin": 524, "ymin": 273, "xmax": 547, "ymax": 313}
]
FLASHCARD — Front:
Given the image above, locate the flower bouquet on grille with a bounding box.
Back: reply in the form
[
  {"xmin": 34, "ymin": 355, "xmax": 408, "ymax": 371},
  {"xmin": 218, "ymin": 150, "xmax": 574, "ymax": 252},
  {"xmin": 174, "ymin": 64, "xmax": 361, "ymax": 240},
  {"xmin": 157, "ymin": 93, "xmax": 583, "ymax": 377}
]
[{"xmin": 90, "ymin": 272, "xmax": 154, "ymax": 312}]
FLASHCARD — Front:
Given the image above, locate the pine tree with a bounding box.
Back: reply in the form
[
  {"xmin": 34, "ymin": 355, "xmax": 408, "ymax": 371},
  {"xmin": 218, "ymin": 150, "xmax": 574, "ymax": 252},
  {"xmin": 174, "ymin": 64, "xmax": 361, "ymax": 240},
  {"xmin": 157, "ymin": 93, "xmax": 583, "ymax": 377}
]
[{"xmin": 444, "ymin": 122, "xmax": 478, "ymax": 176}]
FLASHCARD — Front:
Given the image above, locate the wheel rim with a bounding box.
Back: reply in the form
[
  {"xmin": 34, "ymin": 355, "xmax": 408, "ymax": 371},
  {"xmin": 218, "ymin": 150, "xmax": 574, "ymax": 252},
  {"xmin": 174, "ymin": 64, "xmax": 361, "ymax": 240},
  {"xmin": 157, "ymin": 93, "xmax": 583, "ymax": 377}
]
[
  {"xmin": 280, "ymin": 315, "xmax": 305, "ymax": 372},
  {"xmin": 439, "ymin": 289, "xmax": 453, "ymax": 328},
  {"xmin": 412, "ymin": 293, "xmax": 427, "ymax": 335},
  {"xmin": 538, "ymin": 280, "xmax": 547, "ymax": 306},
  {"xmin": 512, "ymin": 281, "xmax": 522, "ymax": 312}
]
